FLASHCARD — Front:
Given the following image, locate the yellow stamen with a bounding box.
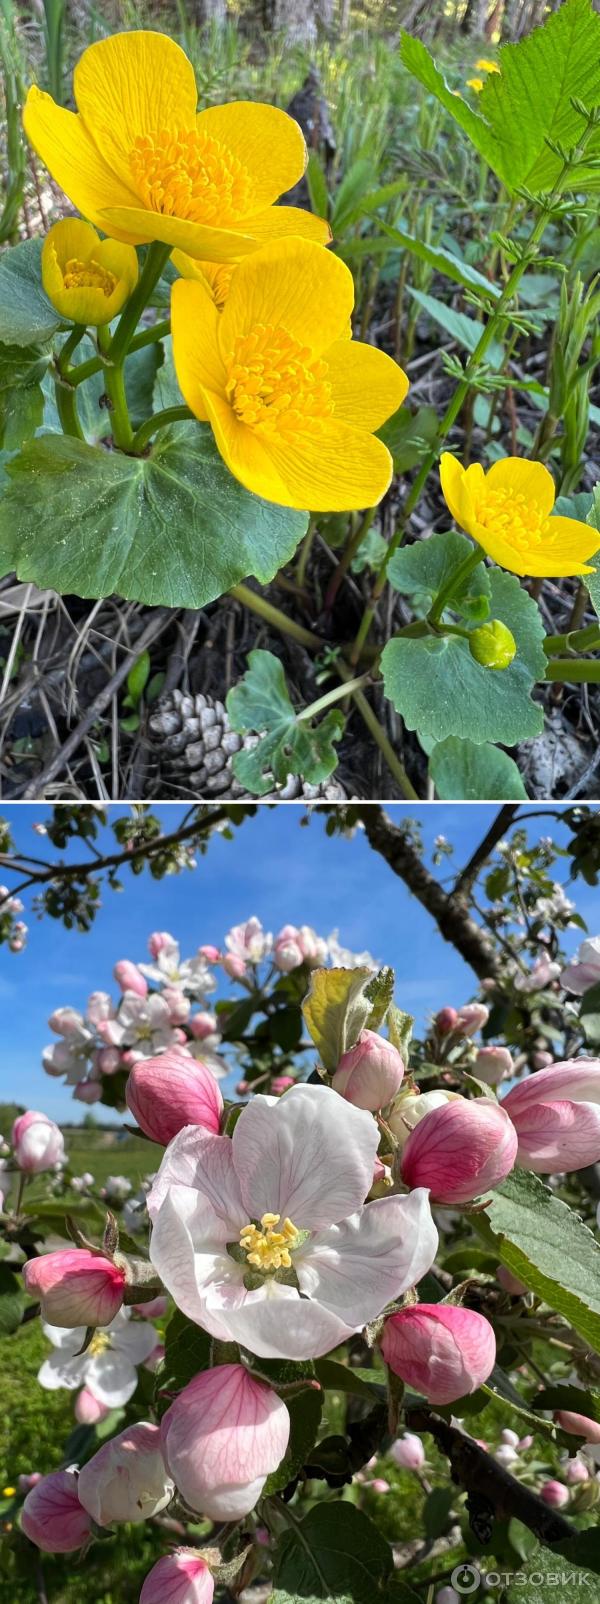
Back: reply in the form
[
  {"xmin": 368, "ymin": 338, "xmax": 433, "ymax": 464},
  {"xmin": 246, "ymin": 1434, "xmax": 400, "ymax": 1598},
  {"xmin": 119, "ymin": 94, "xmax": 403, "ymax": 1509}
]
[
  {"xmin": 239, "ymin": 1211, "xmax": 300, "ymax": 1272},
  {"xmin": 226, "ymin": 323, "xmax": 333, "ymax": 438},
  {"xmin": 62, "ymin": 256, "xmax": 117, "ymax": 296},
  {"xmin": 129, "ymin": 129, "xmax": 255, "ymax": 226},
  {"xmin": 476, "ymin": 487, "xmax": 548, "ymax": 554},
  {"xmin": 87, "ymin": 1331, "xmax": 111, "ymax": 1357}
]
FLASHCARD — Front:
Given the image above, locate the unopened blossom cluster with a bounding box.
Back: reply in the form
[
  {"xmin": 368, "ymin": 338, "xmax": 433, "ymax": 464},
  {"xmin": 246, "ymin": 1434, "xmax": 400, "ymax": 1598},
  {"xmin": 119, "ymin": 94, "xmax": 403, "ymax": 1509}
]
[{"xmin": 0, "ymin": 884, "xmax": 28, "ymax": 951}]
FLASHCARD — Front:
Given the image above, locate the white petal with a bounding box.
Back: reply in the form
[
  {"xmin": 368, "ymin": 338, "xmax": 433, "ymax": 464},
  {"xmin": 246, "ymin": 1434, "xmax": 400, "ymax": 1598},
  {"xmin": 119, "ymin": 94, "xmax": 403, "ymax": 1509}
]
[
  {"xmin": 84, "ymin": 1350, "xmax": 139, "ymax": 1407},
  {"xmin": 150, "ymin": 1185, "xmax": 241, "ymax": 1340},
  {"xmin": 42, "ymin": 1321, "xmax": 87, "ymax": 1353},
  {"xmin": 113, "ymin": 1320, "xmax": 158, "ymax": 1365},
  {"xmin": 223, "ymin": 1283, "xmax": 352, "ymax": 1360},
  {"xmin": 232, "ymin": 1084, "xmax": 379, "ymax": 1229},
  {"xmin": 147, "ymin": 1127, "xmax": 246, "ymax": 1227},
  {"xmin": 296, "ymin": 1189, "xmax": 439, "ymax": 1326},
  {"xmin": 37, "ymin": 1350, "xmax": 88, "ymax": 1391}
]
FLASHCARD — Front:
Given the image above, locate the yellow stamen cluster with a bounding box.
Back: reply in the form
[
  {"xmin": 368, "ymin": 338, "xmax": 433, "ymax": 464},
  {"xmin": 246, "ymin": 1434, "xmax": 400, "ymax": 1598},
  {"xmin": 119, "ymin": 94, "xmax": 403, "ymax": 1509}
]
[
  {"xmin": 226, "ymin": 324, "xmax": 333, "ymax": 437},
  {"xmin": 476, "ymin": 488, "xmax": 548, "ymax": 555},
  {"xmin": 87, "ymin": 1331, "xmax": 111, "ymax": 1357},
  {"xmin": 211, "ymin": 264, "xmax": 234, "ymax": 310},
  {"xmin": 239, "ymin": 1212, "xmax": 300, "ymax": 1272},
  {"xmin": 129, "ymin": 129, "xmax": 255, "ymax": 225},
  {"xmin": 62, "ymin": 256, "xmax": 117, "ymax": 296}
]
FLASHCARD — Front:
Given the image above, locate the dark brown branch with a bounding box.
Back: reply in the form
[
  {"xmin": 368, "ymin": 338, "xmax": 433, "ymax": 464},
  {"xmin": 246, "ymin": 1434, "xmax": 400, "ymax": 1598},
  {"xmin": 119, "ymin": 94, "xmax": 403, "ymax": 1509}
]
[
  {"xmin": 406, "ymin": 1406, "xmax": 574, "ymax": 1545},
  {"xmin": 452, "ymin": 805, "xmax": 520, "ymax": 897}
]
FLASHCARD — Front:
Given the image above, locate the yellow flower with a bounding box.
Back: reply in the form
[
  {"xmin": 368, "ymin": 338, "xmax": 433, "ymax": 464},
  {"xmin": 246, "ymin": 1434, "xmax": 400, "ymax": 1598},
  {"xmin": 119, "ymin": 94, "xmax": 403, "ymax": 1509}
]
[
  {"xmin": 41, "ymin": 218, "xmax": 138, "ymax": 325},
  {"xmin": 475, "ymin": 57, "xmax": 500, "ymax": 73},
  {"xmin": 172, "ymin": 250, "xmax": 235, "ymax": 311},
  {"xmin": 440, "ymin": 453, "xmax": 600, "ymax": 578},
  {"xmin": 23, "ymin": 30, "xmax": 330, "ymax": 264},
  {"xmin": 2, "ymin": 1488, "xmax": 15, "ymax": 1498},
  {"xmin": 171, "ymin": 237, "xmax": 408, "ymax": 512},
  {"xmin": 466, "ymin": 77, "xmax": 484, "ymax": 92}
]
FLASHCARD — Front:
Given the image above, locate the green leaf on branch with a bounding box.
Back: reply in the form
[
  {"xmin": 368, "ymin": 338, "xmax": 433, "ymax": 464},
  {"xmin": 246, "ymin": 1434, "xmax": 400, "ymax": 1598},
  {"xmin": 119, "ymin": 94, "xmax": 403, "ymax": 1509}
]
[
  {"xmin": 388, "ymin": 531, "xmax": 491, "ymax": 623},
  {"xmin": 270, "ymin": 1502, "xmax": 394, "ymax": 1604},
  {"xmin": 156, "ymin": 1308, "xmax": 212, "ymax": 1416},
  {"xmin": 401, "ymin": 0, "xmax": 600, "ymax": 196},
  {"xmin": 0, "ymin": 343, "xmax": 49, "ymax": 450},
  {"xmin": 478, "ymin": 1168, "xmax": 600, "ymax": 1353},
  {"xmin": 302, "ymin": 965, "xmax": 373, "ymax": 1072},
  {"xmin": 382, "ymin": 570, "xmax": 545, "ymax": 746},
  {"xmin": 263, "ymin": 1385, "xmax": 323, "ymax": 1495},
  {"xmin": 227, "ymin": 650, "xmax": 343, "ymax": 798},
  {"xmin": 533, "ymin": 1383, "xmax": 600, "ymax": 1425},
  {"xmin": 580, "ymin": 982, "xmax": 600, "ymax": 1043},
  {"xmin": 430, "ymin": 737, "xmax": 528, "ymax": 800},
  {"xmin": 364, "ymin": 966, "xmax": 395, "ymax": 1032},
  {"xmin": 0, "ymin": 238, "xmax": 62, "ymax": 345},
  {"xmin": 314, "ymin": 1359, "xmax": 385, "ymax": 1401},
  {"xmin": 505, "ymin": 1531, "xmax": 600, "ymax": 1596},
  {"xmin": 0, "ymin": 1264, "xmax": 26, "ymax": 1334},
  {"xmin": 0, "ymin": 429, "xmax": 308, "ymax": 607}
]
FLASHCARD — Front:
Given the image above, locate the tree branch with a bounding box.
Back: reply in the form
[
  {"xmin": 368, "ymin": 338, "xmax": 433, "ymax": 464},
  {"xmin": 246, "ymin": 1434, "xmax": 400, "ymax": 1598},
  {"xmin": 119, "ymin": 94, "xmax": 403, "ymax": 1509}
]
[
  {"xmin": 452, "ymin": 805, "xmax": 519, "ymax": 897},
  {"xmin": 406, "ymin": 1406, "xmax": 574, "ymax": 1545}
]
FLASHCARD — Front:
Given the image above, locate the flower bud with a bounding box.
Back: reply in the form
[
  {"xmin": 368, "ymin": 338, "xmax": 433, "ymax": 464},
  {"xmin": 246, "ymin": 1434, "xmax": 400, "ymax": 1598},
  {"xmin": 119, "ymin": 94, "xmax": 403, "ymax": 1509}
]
[
  {"xmin": 75, "ymin": 1388, "xmax": 110, "ymax": 1425},
  {"xmin": 554, "ymin": 1411, "xmax": 600, "ymax": 1444},
  {"xmin": 21, "ymin": 1470, "xmax": 92, "ymax": 1552},
  {"xmin": 198, "ymin": 944, "xmax": 221, "ymax": 963},
  {"xmin": 48, "ymin": 1007, "xmax": 85, "ymax": 1037},
  {"xmin": 144, "ymin": 1342, "xmax": 165, "ymax": 1373},
  {"xmin": 148, "ymin": 931, "xmax": 175, "ymax": 958},
  {"xmin": 272, "ymin": 1075, "xmax": 295, "ymax": 1095},
  {"xmin": 501, "ymin": 1059, "xmax": 600, "ymax": 1173},
  {"xmin": 435, "ymin": 1590, "xmax": 460, "ymax": 1604},
  {"xmin": 497, "ymin": 1264, "xmax": 528, "ymax": 1296},
  {"xmin": 86, "ymin": 992, "xmax": 114, "ymax": 1025},
  {"xmin": 222, "ymin": 954, "xmax": 247, "ymax": 980},
  {"xmin": 561, "ymin": 937, "xmax": 600, "ymax": 997},
  {"xmin": 500, "ymin": 1428, "xmax": 519, "ymax": 1448},
  {"xmin": 18, "ymin": 1473, "xmax": 42, "ymax": 1493},
  {"xmin": 390, "ymin": 1432, "xmax": 425, "ymax": 1471},
  {"xmin": 495, "ymin": 1444, "xmax": 518, "ymax": 1466},
  {"xmin": 114, "ymin": 960, "xmax": 148, "ymax": 998},
  {"xmin": 274, "ymin": 938, "xmax": 303, "ymax": 972},
  {"xmin": 23, "ymin": 1249, "xmax": 126, "ymax": 1328},
  {"xmin": 565, "ymin": 1455, "xmax": 590, "ymax": 1484},
  {"xmin": 435, "ymin": 1007, "xmax": 458, "ymax": 1034},
  {"xmin": 381, "ymin": 1303, "xmax": 496, "ymax": 1405},
  {"xmin": 370, "ymin": 1477, "xmax": 389, "ymax": 1493},
  {"xmin": 455, "ymin": 1003, "xmax": 489, "ymax": 1036},
  {"xmin": 140, "ymin": 1551, "xmax": 214, "ymax": 1604},
  {"xmin": 163, "ymin": 987, "xmax": 191, "ymax": 1025},
  {"xmin": 41, "ymin": 219, "xmax": 138, "ymax": 326},
  {"xmin": 189, "ymin": 1011, "xmax": 218, "ymax": 1041},
  {"xmin": 541, "ymin": 1479, "xmax": 569, "ymax": 1508},
  {"xmin": 388, "ymin": 1089, "xmax": 459, "ymax": 1150},
  {"xmin": 96, "ymin": 1047, "xmax": 122, "ymax": 1076},
  {"xmin": 400, "ymin": 1096, "xmax": 518, "ymax": 1203},
  {"xmin": 133, "ymin": 1295, "xmax": 168, "ymax": 1319},
  {"xmin": 469, "ymin": 619, "xmax": 516, "ymax": 670},
  {"xmin": 74, "ymin": 1080, "xmax": 103, "ymax": 1104},
  {"xmin": 126, "ymin": 1050, "xmax": 223, "ymax": 1144},
  {"xmin": 332, "ymin": 1029, "xmax": 404, "ymax": 1112},
  {"xmin": 518, "ymin": 1435, "xmax": 533, "ymax": 1450},
  {"xmin": 531, "ymin": 1050, "xmax": 553, "ymax": 1070},
  {"xmin": 77, "ymin": 1422, "xmax": 174, "ymax": 1526},
  {"xmin": 474, "ymin": 1046, "xmax": 513, "ymax": 1085},
  {"xmin": 161, "ymin": 1363, "xmax": 290, "ymax": 1519},
  {"xmin": 12, "ymin": 1110, "xmax": 65, "ymax": 1173}
]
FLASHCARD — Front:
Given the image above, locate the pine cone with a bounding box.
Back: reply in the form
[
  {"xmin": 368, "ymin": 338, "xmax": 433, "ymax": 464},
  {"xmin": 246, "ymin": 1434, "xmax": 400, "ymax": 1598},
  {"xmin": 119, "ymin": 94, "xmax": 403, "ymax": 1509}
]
[{"xmin": 148, "ymin": 689, "xmax": 346, "ymax": 802}]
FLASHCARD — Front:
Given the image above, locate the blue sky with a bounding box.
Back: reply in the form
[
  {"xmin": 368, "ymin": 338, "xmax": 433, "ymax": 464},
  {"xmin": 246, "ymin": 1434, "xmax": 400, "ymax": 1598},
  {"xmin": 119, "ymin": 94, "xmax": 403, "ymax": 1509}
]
[{"xmin": 1, "ymin": 803, "xmax": 597, "ymax": 1123}]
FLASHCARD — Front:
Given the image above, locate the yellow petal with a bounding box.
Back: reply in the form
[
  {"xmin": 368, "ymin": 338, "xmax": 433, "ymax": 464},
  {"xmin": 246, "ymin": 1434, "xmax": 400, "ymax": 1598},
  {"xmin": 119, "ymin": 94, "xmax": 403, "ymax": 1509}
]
[
  {"xmin": 485, "ymin": 456, "xmax": 556, "ymax": 517},
  {"xmin": 100, "ymin": 204, "xmax": 257, "ymax": 258},
  {"xmin": 41, "ymin": 220, "xmax": 138, "ymax": 324},
  {"xmin": 260, "ymin": 420, "xmax": 393, "ymax": 511},
  {"xmin": 202, "ymin": 389, "xmax": 291, "ymax": 505},
  {"xmin": 23, "ymin": 87, "xmax": 139, "ymax": 232},
  {"xmin": 326, "ymin": 339, "xmax": 408, "ymax": 431},
  {"xmin": 218, "ymin": 237, "xmax": 354, "ymax": 364},
  {"xmin": 195, "ymin": 102, "xmax": 306, "ymax": 212},
  {"xmin": 236, "ymin": 204, "xmax": 331, "ymax": 246},
  {"xmin": 74, "ymin": 30, "xmax": 198, "ymax": 193},
  {"xmin": 171, "ymin": 277, "xmax": 227, "ymax": 422},
  {"xmin": 439, "ymin": 452, "xmax": 482, "ymax": 535},
  {"xmin": 472, "ymin": 516, "xmax": 597, "ymax": 577}
]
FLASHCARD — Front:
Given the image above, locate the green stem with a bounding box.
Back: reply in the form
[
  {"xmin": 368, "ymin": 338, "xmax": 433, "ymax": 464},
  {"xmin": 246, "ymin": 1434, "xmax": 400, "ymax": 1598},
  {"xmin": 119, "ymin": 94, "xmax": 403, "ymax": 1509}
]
[
  {"xmin": 336, "ymin": 662, "xmax": 418, "ymax": 798},
  {"xmin": 99, "ymin": 327, "xmax": 134, "ymax": 451},
  {"xmin": 131, "ymin": 406, "xmax": 193, "ymax": 454},
  {"xmin": 295, "ymin": 519, "xmax": 315, "ymax": 589},
  {"xmin": 57, "ymin": 324, "xmax": 85, "ymax": 374},
  {"xmin": 544, "ymin": 622, "xmax": 600, "ymax": 655},
  {"xmin": 298, "ymin": 672, "xmax": 371, "ymax": 721},
  {"xmin": 229, "ymin": 584, "xmax": 324, "ymax": 651},
  {"xmin": 55, "ymin": 379, "xmax": 84, "ymax": 441},
  {"xmin": 109, "ymin": 243, "xmax": 172, "ymax": 366},
  {"xmin": 428, "ymin": 543, "xmax": 485, "ymax": 626},
  {"xmin": 68, "ymin": 317, "xmax": 171, "ymax": 389},
  {"xmin": 324, "ymin": 506, "xmax": 375, "ymax": 612},
  {"xmin": 545, "ymin": 658, "xmax": 600, "ymax": 682}
]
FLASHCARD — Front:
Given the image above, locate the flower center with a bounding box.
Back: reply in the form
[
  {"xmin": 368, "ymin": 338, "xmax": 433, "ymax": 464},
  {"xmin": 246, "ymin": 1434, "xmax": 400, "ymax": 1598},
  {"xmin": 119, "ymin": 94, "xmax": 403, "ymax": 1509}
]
[
  {"xmin": 210, "ymin": 264, "xmax": 234, "ymax": 310},
  {"xmin": 476, "ymin": 488, "xmax": 548, "ymax": 552},
  {"xmin": 62, "ymin": 257, "xmax": 117, "ymax": 297},
  {"xmin": 239, "ymin": 1212, "xmax": 300, "ymax": 1272},
  {"xmin": 129, "ymin": 129, "xmax": 255, "ymax": 226},
  {"xmin": 226, "ymin": 324, "xmax": 333, "ymax": 437},
  {"xmin": 87, "ymin": 1331, "xmax": 111, "ymax": 1357}
]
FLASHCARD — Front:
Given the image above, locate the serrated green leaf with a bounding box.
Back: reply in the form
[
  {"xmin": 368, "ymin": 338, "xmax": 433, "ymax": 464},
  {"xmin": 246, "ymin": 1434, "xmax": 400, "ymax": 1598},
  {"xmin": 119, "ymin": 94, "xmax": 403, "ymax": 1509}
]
[
  {"xmin": 430, "ymin": 737, "xmax": 528, "ymax": 800},
  {"xmin": 0, "ymin": 238, "xmax": 62, "ymax": 345},
  {"xmin": 505, "ymin": 1532, "xmax": 600, "ymax": 1596},
  {"xmin": 227, "ymin": 650, "xmax": 343, "ymax": 797},
  {"xmin": 382, "ymin": 570, "xmax": 545, "ymax": 746},
  {"xmin": 401, "ymin": 0, "xmax": 600, "ymax": 196},
  {"xmin": 387, "ymin": 1004, "xmax": 414, "ymax": 1062},
  {"xmin": 270, "ymin": 1502, "xmax": 394, "ymax": 1604},
  {"xmin": 0, "ymin": 429, "xmax": 308, "ymax": 607},
  {"xmin": 388, "ymin": 530, "xmax": 491, "ymax": 621},
  {"xmin": 0, "ymin": 342, "xmax": 48, "ymax": 449},
  {"xmin": 364, "ymin": 966, "xmax": 395, "ymax": 1032},
  {"xmin": 302, "ymin": 966, "xmax": 373, "ymax": 1071},
  {"xmin": 477, "ymin": 1168, "xmax": 600, "ymax": 1353}
]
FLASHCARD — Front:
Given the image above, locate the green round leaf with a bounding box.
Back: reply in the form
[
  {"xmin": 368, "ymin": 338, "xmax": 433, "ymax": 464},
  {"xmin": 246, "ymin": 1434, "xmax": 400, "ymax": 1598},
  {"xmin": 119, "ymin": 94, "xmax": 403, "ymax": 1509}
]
[
  {"xmin": 0, "ymin": 239, "xmax": 62, "ymax": 346},
  {"xmin": 430, "ymin": 737, "xmax": 528, "ymax": 799},
  {"xmin": 271, "ymin": 1502, "xmax": 393, "ymax": 1603},
  {"xmin": 388, "ymin": 529, "xmax": 491, "ymax": 622}
]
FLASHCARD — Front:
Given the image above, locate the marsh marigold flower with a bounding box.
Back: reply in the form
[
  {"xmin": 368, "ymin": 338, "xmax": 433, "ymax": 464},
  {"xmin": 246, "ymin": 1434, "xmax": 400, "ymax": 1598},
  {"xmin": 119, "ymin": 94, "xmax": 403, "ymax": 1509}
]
[
  {"xmin": 41, "ymin": 219, "xmax": 138, "ymax": 325},
  {"xmin": 440, "ymin": 453, "xmax": 600, "ymax": 577},
  {"xmin": 475, "ymin": 58, "xmax": 500, "ymax": 73},
  {"xmin": 171, "ymin": 237, "xmax": 408, "ymax": 511},
  {"xmin": 23, "ymin": 31, "xmax": 329, "ymax": 263},
  {"xmin": 466, "ymin": 77, "xmax": 484, "ymax": 92}
]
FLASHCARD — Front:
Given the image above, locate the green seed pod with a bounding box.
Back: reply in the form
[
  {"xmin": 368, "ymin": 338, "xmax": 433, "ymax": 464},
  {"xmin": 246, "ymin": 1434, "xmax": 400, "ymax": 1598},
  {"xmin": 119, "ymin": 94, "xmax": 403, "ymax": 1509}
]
[{"xmin": 469, "ymin": 620, "xmax": 516, "ymax": 671}]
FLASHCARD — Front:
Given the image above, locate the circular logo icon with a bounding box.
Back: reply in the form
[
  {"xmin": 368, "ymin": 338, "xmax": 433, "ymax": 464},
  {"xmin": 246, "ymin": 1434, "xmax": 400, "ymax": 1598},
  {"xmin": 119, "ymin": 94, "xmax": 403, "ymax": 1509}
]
[{"xmin": 451, "ymin": 1564, "xmax": 481, "ymax": 1595}]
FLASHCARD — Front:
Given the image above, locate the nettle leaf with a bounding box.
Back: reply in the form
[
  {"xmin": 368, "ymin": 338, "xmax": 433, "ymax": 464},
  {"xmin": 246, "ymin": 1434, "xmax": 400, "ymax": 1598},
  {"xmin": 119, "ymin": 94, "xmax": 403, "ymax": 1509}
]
[
  {"xmin": 478, "ymin": 1168, "xmax": 600, "ymax": 1353},
  {"xmin": 506, "ymin": 1532, "xmax": 600, "ymax": 1597},
  {"xmin": 270, "ymin": 1502, "xmax": 394, "ymax": 1604},
  {"xmin": 263, "ymin": 1385, "xmax": 323, "ymax": 1496},
  {"xmin": 0, "ymin": 238, "xmax": 63, "ymax": 345},
  {"xmin": 0, "ymin": 342, "xmax": 48, "ymax": 450},
  {"xmin": 226, "ymin": 650, "xmax": 343, "ymax": 797},
  {"xmin": 303, "ymin": 966, "xmax": 373, "ymax": 1071},
  {"xmin": 401, "ymin": 0, "xmax": 600, "ymax": 195},
  {"xmin": 430, "ymin": 737, "xmax": 528, "ymax": 800},
  {"xmin": 381, "ymin": 569, "xmax": 545, "ymax": 746},
  {"xmin": 0, "ymin": 429, "xmax": 308, "ymax": 607},
  {"xmin": 388, "ymin": 530, "xmax": 491, "ymax": 622}
]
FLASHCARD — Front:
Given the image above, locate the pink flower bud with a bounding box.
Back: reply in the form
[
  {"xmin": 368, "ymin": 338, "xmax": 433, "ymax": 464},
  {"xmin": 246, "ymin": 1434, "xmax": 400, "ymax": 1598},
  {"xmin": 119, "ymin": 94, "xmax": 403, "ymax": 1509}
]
[
  {"xmin": 400, "ymin": 1096, "xmax": 518, "ymax": 1204},
  {"xmin": 532, "ymin": 1050, "xmax": 553, "ymax": 1070},
  {"xmin": 23, "ymin": 1249, "xmax": 126, "ymax": 1328},
  {"xmin": 390, "ymin": 1432, "xmax": 425, "ymax": 1471},
  {"xmin": 381, "ymin": 1303, "xmax": 496, "ymax": 1405},
  {"xmin": 148, "ymin": 932, "xmax": 175, "ymax": 958},
  {"xmin": 75, "ymin": 1388, "xmax": 110, "ymax": 1425},
  {"xmin": 561, "ymin": 938, "xmax": 600, "ymax": 996},
  {"xmin": 565, "ymin": 1455, "xmax": 589, "ymax": 1484},
  {"xmin": 12, "ymin": 1111, "xmax": 65, "ymax": 1173},
  {"xmin": 495, "ymin": 1444, "xmax": 517, "ymax": 1467},
  {"xmin": 161, "ymin": 1363, "xmax": 290, "ymax": 1519},
  {"xmin": 236, "ymin": 1080, "xmax": 249, "ymax": 1095},
  {"xmin": 18, "ymin": 1473, "xmax": 42, "ymax": 1493},
  {"xmin": 198, "ymin": 944, "xmax": 221, "ymax": 963},
  {"xmin": 189, "ymin": 1012, "xmax": 218, "ymax": 1041},
  {"xmin": 126, "ymin": 1050, "xmax": 223, "ymax": 1144},
  {"xmin": 87, "ymin": 991, "xmax": 114, "ymax": 1025},
  {"xmin": 96, "ymin": 1046, "xmax": 122, "ymax": 1076},
  {"xmin": 114, "ymin": 960, "xmax": 148, "ymax": 998},
  {"xmin": 497, "ymin": 1265, "xmax": 528, "ymax": 1296},
  {"xmin": 370, "ymin": 1477, "xmax": 390, "ymax": 1493},
  {"xmin": 474, "ymin": 1046, "xmax": 513, "ymax": 1085},
  {"xmin": 48, "ymin": 1007, "xmax": 85, "ymax": 1036},
  {"xmin": 271, "ymin": 1076, "xmax": 295, "ymax": 1095},
  {"xmin": 501, "ymin": 1059, "xmax": 600, "ymax": 1173},
  {"xmin": 455, "ymin": 1003, "xmax": 489, "ymax": 1037},
  {"xmin": 140, "ymin": 1551, "xmax": 214, "ymax": 1604},
  {"xmin": 173, "ymin": 1028, "xmax": 188, "ymax": 1045},
  {"xmin": 332, "ymin": 1030, "xmax": 404, "ymax": 1112},
  {"xmin": 540, "ymin": 1479, "xmax": 569, "ymax": 1508},
  {"xmin": 77, "ymin": 1422, "xmax": 174, "ymax": 1526},
  {"xmin": 222, "ymin": 953, "xmax": 247, "ymax": 981},
  {"xmin": 554, "ymin": 1411, "xmax": 600, "ymax": 1444},
  {"xmin": 518, "ymin": 1435, "xmax": 533, "ymax": 1450},
  {"xmin": 21, "ymin": 1470, "xmax": 92, "ymax": 1552},
  {"xmin": 133, "ymin": 1295, "xmax": 168, "ymax": 1319},
  {"xmin": 501, "ymin": 1428, "xmax": 519, "ymax": 1448},
  {"xmin": 163, "ymin": 988, "xmax": 191, "ymax": 1025},
  {"xmin": 144, "ymin": 1342, "xmax": 165, "ymax": 1372},
  {"xmin": 74, "ymin": 1080, "xmax": 103, "ymax": 1104},
  {"xmin": 435, "ymin": 1008, "xmax": 458, "ymax": 1035}
]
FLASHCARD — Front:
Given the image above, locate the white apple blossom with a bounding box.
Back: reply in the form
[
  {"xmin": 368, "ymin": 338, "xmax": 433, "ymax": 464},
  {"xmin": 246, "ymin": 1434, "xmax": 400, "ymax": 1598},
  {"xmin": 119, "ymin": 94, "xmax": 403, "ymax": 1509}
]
[
  {"xmin": 225, "ymin": 917, "xmax": 272, "ymax": 964},
  {"xmin": 326, "ymin": 930, "xmax": 378, "ymax": 970},
  {"xmin": 149, "ymin": 1083, "xmax": 438, "ymax": 1361},
  {"xmin": 139, "ymin": 940, "xmax": 216, "ymax": 999},
  {"xmin": 38, "ymin": 1309, "xmax": 157, "ymax": 1407},
  {"xmin": 104, "ymin": 992, "xmax": 180, "ymax": 1055}
]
